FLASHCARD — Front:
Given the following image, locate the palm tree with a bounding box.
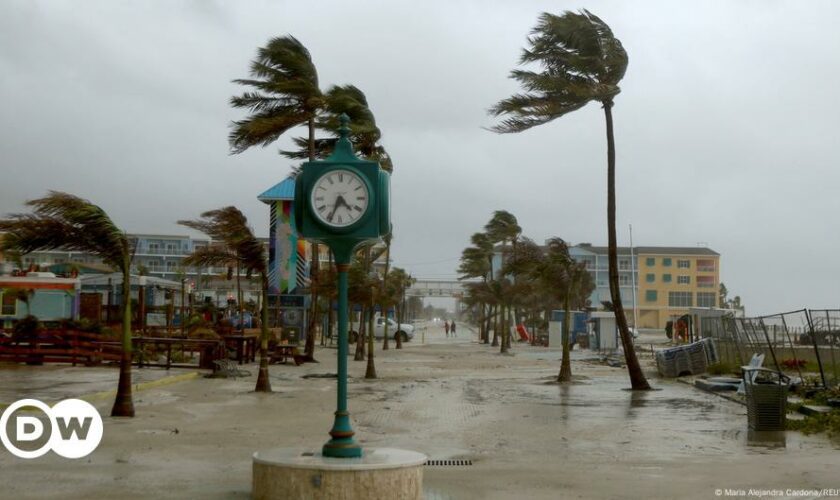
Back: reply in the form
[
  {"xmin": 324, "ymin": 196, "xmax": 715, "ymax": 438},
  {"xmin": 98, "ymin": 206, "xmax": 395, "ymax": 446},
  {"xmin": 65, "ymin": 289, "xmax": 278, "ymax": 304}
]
[
  {"xmin": 485, "ymin": 211, "xmax": 521, "ymax": 352},
  {"xmin": 489, "ymin": 10, "xmax": 651, "ymax": 390},
  {"xmin": 532, "ymin": 238, "xmax": 594, "ymax": 382},
  {"xmin": 230, "ymin": 35, "xmax": 325, "ymax": 363},
  {"xmin": 179, "ymin": 207, "xmax": 273, "ymax": 392},
  {"xmin": 458, "ymin": 238, "xmax": 492, "ymax": 343},
  {"xmin": 0, "ymin": 192, "xmax": 137, "ymax": 416}
]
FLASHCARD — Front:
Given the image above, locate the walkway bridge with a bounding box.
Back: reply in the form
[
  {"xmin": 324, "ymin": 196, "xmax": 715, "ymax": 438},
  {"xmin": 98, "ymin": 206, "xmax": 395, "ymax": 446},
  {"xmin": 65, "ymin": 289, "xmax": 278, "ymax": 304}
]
[{"xmin": 406, "ymin": 279, "xmax": 478, "ymax": 298}]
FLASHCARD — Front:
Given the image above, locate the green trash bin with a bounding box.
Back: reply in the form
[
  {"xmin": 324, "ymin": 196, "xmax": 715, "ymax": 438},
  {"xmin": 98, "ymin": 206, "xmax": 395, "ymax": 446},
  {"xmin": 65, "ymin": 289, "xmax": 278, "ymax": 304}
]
[{"xmin": 743, "ymin": 367, "xmax": 789, "ymax": 431}]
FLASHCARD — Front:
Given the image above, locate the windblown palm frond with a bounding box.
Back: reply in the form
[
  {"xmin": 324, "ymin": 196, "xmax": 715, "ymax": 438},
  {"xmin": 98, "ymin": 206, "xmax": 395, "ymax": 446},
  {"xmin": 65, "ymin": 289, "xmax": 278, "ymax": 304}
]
[
  {"xmin": 0, "ymin": 191, "xmax": 129, "ymax": 271},
  {"xmin": 229, "ymin": 35, "xmax": 323, "ymax": 154},
  {"xmin": 489, "ymin": 9, "xmax": 628, "ymax": 133},
  {"xmin": 179, "ymin": 206, "xmax": 266, "ymax": 276},
  {"xmin": 280, "ymin": 84, "xmax": 385, "ymax": 163}
]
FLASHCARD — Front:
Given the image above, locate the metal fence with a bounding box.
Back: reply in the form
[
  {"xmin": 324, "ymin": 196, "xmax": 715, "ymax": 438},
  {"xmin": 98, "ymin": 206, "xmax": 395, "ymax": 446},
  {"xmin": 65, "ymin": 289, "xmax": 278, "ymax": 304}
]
[{"xmin": 704, "ymin": 309, "xmax": 839, "ymax": 389}]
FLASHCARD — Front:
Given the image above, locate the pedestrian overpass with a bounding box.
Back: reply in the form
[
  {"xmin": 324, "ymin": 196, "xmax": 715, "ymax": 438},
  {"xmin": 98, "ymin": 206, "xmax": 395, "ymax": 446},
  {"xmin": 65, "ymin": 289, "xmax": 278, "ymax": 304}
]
[{"xmin": 406, "ymin": 279, "xmax": 477, "ymax": 298}]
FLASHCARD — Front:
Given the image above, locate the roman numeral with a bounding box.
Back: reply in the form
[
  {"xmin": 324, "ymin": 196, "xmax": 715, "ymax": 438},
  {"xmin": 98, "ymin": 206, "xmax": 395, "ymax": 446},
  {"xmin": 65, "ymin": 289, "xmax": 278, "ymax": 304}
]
[
  {"xmin": 315, "ymin": 197, "xmax": 324, "ymax": 201},
  {"xmin": 356, "ymin": 196, "xmax": 365, "ymax": 201},
  {"xmin": 354, "ymin": 186, "xmax": 362, "ymax": 191},
  {"xmin": 328, "ymin": 175, "xmax": 334, "ymax": 184},
  {"xmin": 317, "ymin": 186, "xmax": 326, "ymax": 191},
  {"xmin": 339, "ymin": 173, "xmax": 344, "ymax": 182},
  {"xmin": 353, "ymin": 205, "xmax": 362, "ymax": 212},
  {"xmin": 337, "ymin": 215, "xmax": 343, "ymax": 224},
  {"xmin": 317, "ymin": 206, "xmax": 326, "ymax": 212}
]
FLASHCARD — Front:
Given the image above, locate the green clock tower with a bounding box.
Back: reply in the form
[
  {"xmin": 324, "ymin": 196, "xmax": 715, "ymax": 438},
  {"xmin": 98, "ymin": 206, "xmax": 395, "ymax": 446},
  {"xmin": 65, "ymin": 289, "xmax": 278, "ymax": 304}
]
[{"xmin": 293, "ymin": 114, "xmax": 390, "ymax": 458}]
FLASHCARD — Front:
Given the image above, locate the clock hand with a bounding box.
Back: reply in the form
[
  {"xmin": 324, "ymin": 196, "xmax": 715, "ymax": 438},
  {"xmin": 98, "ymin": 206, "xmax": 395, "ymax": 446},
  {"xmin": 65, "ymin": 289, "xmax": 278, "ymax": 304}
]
[{"xmin": 326, "ymin": 200, "xmax": 339, "ymax": 222}]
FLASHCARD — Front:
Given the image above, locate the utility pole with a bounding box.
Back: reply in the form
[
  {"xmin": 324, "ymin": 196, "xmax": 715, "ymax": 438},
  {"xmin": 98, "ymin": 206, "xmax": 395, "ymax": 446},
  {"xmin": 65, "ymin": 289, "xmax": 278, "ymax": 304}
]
[{"xmin": 629, "ymin": 224, "xmax": 638, "ymax": 330}]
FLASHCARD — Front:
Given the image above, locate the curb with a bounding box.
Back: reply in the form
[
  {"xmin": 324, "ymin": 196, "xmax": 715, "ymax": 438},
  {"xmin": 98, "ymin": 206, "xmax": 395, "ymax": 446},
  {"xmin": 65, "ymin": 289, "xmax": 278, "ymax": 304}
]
[
  {"xmin": 0, "ymin": 371, "xmax": 201, "ymax": 411},
  {"xmin": 676, "ymin": 377, "xmax": 746, "ymax": 406}
]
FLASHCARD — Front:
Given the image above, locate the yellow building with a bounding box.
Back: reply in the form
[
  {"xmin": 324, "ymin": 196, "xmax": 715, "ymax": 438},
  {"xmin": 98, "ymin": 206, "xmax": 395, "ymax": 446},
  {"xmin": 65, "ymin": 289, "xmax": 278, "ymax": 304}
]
[{"xmin": 635, "ymin": 247, "xmax": 720, "ymax": 329}]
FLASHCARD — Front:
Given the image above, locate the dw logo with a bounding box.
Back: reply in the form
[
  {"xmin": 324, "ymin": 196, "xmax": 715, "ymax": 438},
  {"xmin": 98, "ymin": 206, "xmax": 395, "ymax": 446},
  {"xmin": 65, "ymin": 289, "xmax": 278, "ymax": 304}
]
[{"xmin": 0, "ymin": 399, "xmax": 104, "ymax": 459}]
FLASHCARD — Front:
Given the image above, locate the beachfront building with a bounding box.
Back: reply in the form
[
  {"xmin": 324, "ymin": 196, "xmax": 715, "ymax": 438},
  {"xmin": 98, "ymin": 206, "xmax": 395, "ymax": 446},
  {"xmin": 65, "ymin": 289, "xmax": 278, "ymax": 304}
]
[
  {"xmin": 0, "ymin": 272, "xmax": 81, "ymax": 328},
  {"xmin": 3, "ymin": 234, "xmax": 268, "ymax": 307},
  {"xmin": 565, "ymin": 244, "xmax": 721, "ymax": 330},
  {"xmin": 634, "ymin": 247, "xmax": 720, "ymax": 329}
]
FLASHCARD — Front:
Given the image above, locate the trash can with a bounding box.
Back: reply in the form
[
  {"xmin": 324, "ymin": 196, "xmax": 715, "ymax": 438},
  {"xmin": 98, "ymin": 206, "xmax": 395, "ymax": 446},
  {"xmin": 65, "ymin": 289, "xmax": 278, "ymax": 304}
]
[{"xmin": 743, "ymin": 367, "xmax": 789, "ymax": 431}]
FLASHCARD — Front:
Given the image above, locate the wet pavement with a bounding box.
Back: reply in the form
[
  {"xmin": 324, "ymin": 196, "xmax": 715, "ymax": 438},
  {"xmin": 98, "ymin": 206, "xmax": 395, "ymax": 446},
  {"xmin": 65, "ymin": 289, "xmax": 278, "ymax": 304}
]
[
  {"xmin": 0, "ymin": 364, "xmax": 196, "ymax": 406},
  {"xmin": 0, "ymin": 324, "xmax": 837, "ymax": 499}
]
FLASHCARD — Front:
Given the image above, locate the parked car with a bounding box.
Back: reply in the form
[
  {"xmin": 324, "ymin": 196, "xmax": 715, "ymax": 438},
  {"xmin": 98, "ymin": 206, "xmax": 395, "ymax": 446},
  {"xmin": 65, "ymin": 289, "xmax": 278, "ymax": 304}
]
[{"xmin": 349, "ymin": 316, "xmax": 414, "ymax": 343}]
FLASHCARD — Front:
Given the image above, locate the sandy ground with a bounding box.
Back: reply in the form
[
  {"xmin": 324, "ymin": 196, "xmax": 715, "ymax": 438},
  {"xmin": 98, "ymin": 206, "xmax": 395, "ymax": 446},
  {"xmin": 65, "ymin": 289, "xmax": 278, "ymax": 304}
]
[{"xmin": 0, "ymin": 323, "xmax": 838, "ymax": 500}]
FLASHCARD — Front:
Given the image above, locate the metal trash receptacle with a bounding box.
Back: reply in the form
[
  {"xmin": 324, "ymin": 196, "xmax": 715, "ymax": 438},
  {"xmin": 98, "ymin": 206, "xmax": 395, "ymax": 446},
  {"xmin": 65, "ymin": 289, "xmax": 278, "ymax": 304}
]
[{"xmin": 743, "ymin": 367, "xmax": 789, "ymax": 431}]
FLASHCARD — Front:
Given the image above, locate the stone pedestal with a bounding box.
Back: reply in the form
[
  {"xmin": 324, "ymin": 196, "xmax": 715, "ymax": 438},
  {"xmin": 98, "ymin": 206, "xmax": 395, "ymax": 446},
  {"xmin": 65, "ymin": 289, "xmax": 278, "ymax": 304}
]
[{"xmin": 252, "ymin": 447, "xmax": 426, "ymax": 500}]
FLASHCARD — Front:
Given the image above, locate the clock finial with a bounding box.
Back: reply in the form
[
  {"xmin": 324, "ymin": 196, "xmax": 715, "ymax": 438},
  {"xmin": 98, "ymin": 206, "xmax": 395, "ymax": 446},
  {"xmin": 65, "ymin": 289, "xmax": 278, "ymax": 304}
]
[{"xmin": 327, "ymin": 113, "xmax": 356, "ymax": 160}]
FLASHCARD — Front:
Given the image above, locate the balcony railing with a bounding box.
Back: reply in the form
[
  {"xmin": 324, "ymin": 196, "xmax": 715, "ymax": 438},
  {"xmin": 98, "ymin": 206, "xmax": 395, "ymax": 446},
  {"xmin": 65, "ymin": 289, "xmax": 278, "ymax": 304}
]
[{"xmin": 697, "ymin": 266, "xmax": 716, "ymax": 272}]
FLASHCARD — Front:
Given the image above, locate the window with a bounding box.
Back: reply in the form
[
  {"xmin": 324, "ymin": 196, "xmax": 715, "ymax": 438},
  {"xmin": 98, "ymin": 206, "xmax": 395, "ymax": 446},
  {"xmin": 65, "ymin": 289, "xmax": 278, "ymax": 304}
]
[
  {"xmin": 697, "ymin": 292, "xmax": 716, "ymax": 307},
  {"xmin": 662, "ymin": 274, "xmax": 672, "ymax": 283},
  {"xmin": 645, "ymin": 290, "xmax": 657, "ymax": 302},
  {"xmin": 619, "ymin": 274, "xmax": 631, "ymax": 285},
  {"xmin": 668, "ymin": 291, "xmax": 693, "ymax": 307},
  {"xmin": 2, "ymin": 293, "xmax": 17, "ymax": 315},
  {"xmin": 697, "ymin": 276, "xmax": 715, "ymax": 288},
  {"xmin": 697, "ymin": 259, "xmax": 716, "ymax": 272},
  {"xmin": 677, "ymin": 276, "xmax": 690, "ymax": 284},
  {"xmin": 148, "ymin": 243, "xmax": 159, "ymax": 253},
  {"xmin": 646, "ymin": 257, "xmax": 655, "ymax": 266},
  {"xmin": 646, "ymin": 273, "xmax": 655, "ymax": 283},
  {"xmin": 663, "ymin": 258, "xmax": 672, "ymax": 267},
  {"xmin": 619, "ymin": 259, "xmax": 630, "ymax": 270},
  {"xmin": 677, "ymin": 260, "xmax": 690, "ymax": 269}
]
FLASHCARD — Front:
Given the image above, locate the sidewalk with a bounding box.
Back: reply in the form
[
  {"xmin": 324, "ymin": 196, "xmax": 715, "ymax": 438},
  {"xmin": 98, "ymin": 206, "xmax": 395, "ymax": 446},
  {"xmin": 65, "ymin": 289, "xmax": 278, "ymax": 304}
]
[{"xmin": 0, "ymin": 330, "xmax": 837, "ymax": 499}]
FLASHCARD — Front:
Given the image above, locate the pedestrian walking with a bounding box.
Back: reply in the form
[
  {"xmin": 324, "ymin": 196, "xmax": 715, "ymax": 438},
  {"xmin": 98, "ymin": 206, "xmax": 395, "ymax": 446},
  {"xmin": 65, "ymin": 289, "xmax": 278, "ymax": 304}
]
[
  {"xmin": 450, "ymin": 320, "xmax": 457, "ymax": 337},
  {"xmin": 444, "ymin": 320, "xmax": 450, "ymax": 337}
]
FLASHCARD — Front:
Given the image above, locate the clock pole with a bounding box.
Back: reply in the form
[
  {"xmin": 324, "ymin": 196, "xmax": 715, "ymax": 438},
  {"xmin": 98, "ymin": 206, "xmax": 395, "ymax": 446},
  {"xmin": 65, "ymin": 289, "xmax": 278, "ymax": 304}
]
[
  {"xmin": 323, "ymin": 244, "xmax": 362, "ymax": 458},
  {"xmin": 292, "ymin": 113, "xmax": 388, "ymax": 459}
]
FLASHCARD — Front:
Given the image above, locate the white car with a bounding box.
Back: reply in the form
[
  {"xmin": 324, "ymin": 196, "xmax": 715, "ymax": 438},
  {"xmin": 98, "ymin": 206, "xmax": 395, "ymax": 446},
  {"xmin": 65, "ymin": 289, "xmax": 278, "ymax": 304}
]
[{"xmin": 349, "ymin": 316, "xmax": 414, "ymax": 343}]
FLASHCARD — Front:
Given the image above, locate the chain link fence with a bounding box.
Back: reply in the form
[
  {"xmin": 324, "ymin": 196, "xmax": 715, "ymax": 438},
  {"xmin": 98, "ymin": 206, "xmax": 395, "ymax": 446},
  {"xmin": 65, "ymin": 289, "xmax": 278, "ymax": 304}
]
[{"xmin": 704, "ymin": 309, "xmax": 839, "ymax": 389}]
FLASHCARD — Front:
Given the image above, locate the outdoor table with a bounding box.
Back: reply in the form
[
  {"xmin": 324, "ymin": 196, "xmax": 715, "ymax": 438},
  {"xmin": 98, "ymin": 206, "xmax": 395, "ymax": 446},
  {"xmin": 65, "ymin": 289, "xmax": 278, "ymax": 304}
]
[
  {"xmin": 223, "ymin": 334, "xmax": 258, "ymax": 365},
  {"xmin": 271, "ymin": 344, "xmax": 303, "ymax": 366}
]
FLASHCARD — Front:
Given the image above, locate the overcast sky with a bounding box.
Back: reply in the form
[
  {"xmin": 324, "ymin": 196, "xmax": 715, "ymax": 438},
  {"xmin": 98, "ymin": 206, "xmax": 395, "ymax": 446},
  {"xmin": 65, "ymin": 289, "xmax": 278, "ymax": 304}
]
[{"xmin": 1, "ymin": 0, "xmax": 838, "ymax": 315}]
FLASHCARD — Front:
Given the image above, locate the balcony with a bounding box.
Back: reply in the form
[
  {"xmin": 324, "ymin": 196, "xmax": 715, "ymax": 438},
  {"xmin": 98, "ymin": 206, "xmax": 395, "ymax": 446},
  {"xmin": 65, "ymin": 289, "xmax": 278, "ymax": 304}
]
[{"xmin": 697, "ymin": 266, "xmax": 716, "ymax": 272}]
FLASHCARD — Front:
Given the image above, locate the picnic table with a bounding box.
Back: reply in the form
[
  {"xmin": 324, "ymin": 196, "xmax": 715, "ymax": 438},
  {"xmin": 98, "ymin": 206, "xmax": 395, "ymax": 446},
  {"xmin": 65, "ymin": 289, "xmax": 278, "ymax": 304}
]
[
  {"xmin": 223, "ymin": 334, "xmax": 257, "ymax": 365},
  {"xmin": 270, "ymin": 344, "xmax": 304, "ymax": 366}
]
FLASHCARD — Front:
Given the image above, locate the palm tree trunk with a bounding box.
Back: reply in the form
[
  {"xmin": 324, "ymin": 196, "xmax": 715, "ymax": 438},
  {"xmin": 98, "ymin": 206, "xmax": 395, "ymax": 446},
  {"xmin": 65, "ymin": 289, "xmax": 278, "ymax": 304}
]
[
  {"xmin": 354, "ymin": 306, "xmax": 366, "ymax": 361},
  {"xmin": 254, "ymin": 274, "xmax": 272, "ymax": 392},
  {"xmin": 381, "ymin": 240, "xmax": 391, "ymax": 350},
  {"xmin": 604, "ymin": 101, "xmax": 651, "ymax": 391},
  {"xmin": 483, "ymin": 304, "xmax": 491, "ymax": 344},
  {"xmin": 303, "ymin": 117, "xmax": 319, "ymax": 361},
  {"xmin": 558, "ymin": 292, "xmax": 572, "ymax": 382},
  {"xmin": 500, "ymin": 305, "xmax": 509, "ymax": 354},
  {"xmin": 491, "ymin": 305, "xmax": 499, "ymax": 346},
  {"xmin": 236, "ymin": 261, "xmax": 242, "ymax": 331},
  {"xmin": 111, "ymin": 262, "xmax": 134, "ymax": 417},
  {"xmin": 395, "ymin": 302, "xmax": 404, "ymax": 348},
  {"xmin": 180, "ymin": 278, "xmax": 186, "ymax": 337},
  {"xmin": 304, "ymin": 243, "xmax": 319, "ymax": 361},
  {"xmin": 365, "ymin": 301, "xmax": 377, "ymax": 379}
]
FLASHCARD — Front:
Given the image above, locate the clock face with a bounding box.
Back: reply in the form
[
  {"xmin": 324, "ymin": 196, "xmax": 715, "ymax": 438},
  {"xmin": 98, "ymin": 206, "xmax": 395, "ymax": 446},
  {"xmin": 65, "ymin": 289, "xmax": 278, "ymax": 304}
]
[{"xmin": 310, "ymin": 169, "xmax": 369, "ymax": 228}]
